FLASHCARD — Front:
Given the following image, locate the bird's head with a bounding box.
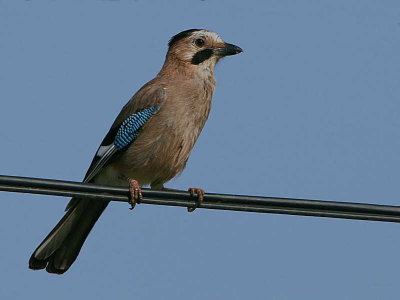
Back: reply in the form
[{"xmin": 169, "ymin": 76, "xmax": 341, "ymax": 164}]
[{"xmin": 166, "ymin": 29, "xmax": 242, "ymax": 69}]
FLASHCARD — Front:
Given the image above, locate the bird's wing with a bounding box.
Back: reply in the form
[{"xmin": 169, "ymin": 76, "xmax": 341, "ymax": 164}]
[
  {"xmin": 65, "ymin": 82, "xmax": 166, "ymax": 212},
  {"xmin": 83, "ymin": 105, "xmax": 160, "ymax": 182},
  {"xmin": 83, "ymin": 81, "xmax": 166, "ymax": 183}
]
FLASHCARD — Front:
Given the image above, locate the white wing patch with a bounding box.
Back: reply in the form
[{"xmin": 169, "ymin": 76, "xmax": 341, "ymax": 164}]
[{"xmin": 85, "ymin": 144, "xmax": 117, "ymax": 183}]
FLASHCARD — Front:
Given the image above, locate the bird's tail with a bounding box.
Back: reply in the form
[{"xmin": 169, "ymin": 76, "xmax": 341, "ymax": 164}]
[{"xmin": 29, "ymin": 198, "xmax": 108, "ymax": 274}]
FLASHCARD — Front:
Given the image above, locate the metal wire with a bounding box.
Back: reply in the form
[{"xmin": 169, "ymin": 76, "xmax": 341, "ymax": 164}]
[{"xmin": 1, "ymin": 174, "xmax": 400, "ymax": 223}]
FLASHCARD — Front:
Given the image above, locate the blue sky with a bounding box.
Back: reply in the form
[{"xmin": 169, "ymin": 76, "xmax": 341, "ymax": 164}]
[{"xmin": 1, "ymin": 1, "xmax": 400, "ymax": 299}]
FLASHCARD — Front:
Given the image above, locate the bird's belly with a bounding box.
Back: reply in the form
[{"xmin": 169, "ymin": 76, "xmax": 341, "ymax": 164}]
[{"xmin": 111, "ymin": 120, "xmax": 201, "ymax": 187}]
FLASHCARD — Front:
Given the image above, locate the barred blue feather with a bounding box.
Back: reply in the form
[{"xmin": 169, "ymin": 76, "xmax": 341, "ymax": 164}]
[{"xmin": 114, "ymin": 106, "xmax": 160, "ymax": 149}]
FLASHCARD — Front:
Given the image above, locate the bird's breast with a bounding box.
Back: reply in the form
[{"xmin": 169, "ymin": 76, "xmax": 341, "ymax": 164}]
[{"xmin": 114, "ymin": 92, "xmax": 212, "ymax": 186}]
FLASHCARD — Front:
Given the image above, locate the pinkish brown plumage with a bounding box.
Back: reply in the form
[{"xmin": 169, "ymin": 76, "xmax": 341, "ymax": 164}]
[{"xmin": 29, "ymin": 29, "xmax": 242, "ymax": 274}]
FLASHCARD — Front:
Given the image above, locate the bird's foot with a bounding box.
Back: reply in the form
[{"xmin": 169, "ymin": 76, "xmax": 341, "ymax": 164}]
[
  {"xmin": 187, "ymin": 187, "xmax": 205, "ymax": 212},
  {"xmin": 128, "ymin": 179, "xmax": 142, "ymax": 210}
]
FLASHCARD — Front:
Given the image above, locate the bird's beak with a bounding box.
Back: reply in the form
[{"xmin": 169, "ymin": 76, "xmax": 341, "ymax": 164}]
[{"xmin": 215, "ymin": 43, "xmax": 243, "ymax": 57}]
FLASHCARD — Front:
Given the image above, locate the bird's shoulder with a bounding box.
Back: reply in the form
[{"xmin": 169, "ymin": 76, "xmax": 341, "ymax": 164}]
[
  {"xmin": 114, "ymin": 79, "xmax": 166, "ymax": 127},
  {"xmin": 78, "ymin": 79, "xmax": 166, "ymax": 184},
  {"xmin": 101, "ymin": 79, "xmax": 167, "ymax": 146}
]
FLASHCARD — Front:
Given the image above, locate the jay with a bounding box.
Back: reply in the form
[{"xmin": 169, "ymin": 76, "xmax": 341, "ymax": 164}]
[{"xmin": 29, "ymin": 29, "xmax": 242, "ymax": 274}]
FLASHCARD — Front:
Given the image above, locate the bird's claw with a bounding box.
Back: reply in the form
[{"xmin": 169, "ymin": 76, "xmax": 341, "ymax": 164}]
[
  {"xmin": 187, "ymin": 187, "xmax": 205, "ymax": 212},
  {"xmin": 128, "ymin": 179, "xmax": 142, "ymax": 210}
]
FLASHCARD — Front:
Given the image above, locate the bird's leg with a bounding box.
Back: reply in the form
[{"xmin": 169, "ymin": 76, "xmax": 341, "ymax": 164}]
[
  {"xmin": 152, "ymin": 184, "xmax": 205, "ymax": 212},
  {"xmin": 187, "ymin": 187, "xmax": 205, "ymax": 212},
  {"xmin": 128, "ymin": 178, "xmax": 142, "ymax": 210}
]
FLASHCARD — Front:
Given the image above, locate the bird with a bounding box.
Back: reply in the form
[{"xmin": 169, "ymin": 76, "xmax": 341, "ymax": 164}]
[{"xmin": 29, "ymin": 29, "xmax": 242, "ymax": 274}]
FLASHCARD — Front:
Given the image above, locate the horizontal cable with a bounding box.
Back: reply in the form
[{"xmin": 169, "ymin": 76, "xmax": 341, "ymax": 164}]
[{"xmin": 1, "ymin": 174, "xmax": 400, "ymax": 223}]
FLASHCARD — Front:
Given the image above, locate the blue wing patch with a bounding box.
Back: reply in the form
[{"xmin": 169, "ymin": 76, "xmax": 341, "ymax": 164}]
[
  {"xmin": 84, "ymin": 106, "xmax": 160, "ymax": 183},
  {"xmin": 114, "ymin": 106, "xmax": 160, "ymax": 149}
]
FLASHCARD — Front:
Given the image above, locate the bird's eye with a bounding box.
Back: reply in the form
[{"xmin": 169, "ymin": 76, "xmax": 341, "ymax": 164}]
[{"xmin": 194, "ymin": 38, "xmax": 205, "ymax": 47}]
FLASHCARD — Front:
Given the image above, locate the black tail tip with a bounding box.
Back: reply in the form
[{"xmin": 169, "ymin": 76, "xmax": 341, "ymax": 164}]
[
  {"xmin": 45, "ymin": 264, "xmax": 68, "ymax": 274},
  {"xmin": 29, "ymin": 256, "xmax": 67, "ymax": 274},
  {"xmin": 29, "ymin": 256, "xmax": 47, "ymax": 270}
]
